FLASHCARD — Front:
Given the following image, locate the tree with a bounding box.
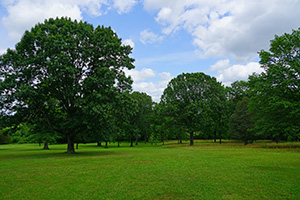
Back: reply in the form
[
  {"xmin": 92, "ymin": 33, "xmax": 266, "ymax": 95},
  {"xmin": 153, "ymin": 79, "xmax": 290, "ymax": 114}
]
[
  {"xmin": 161, "ymin": 72, "xmax": 226, "ymax": 145},
  {"xmin": 0, "ymin": 17, "xmax": 134, "ymax": 153},
  {"xmin": 249, "ymin": 28, "xmax": 300, "ymax": 142},
  {"xmin": 230, "ymin": 97, "xmax": 254, "ymax": 145},
  {"xmin": 130, "ymin": 92, "xmax": 153, "ymax": 144},
  {"xmin": 226, "ymin": 80, "xmax": 250, "ymax": 107},
  {"xmin": 110, "ymin": 91, "xmax": 138, "ymax": 147},
  {"xmin": 206, "ymin": 80, "xmax": 227, "ymax": 144},
  {"xmin": 151, "ymin": 102, "xmax": 173, "ymax": 145}
]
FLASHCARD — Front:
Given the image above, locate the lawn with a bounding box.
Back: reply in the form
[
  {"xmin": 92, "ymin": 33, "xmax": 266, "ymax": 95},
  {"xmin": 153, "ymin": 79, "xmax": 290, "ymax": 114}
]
[{"xmin": 1, "ymin": 140, "xmax": 300, "ymax": 200}]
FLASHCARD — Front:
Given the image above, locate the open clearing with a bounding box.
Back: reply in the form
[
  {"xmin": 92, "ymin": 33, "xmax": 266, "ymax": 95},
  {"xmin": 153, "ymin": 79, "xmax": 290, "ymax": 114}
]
[{"xmin": 1, "ymin": 141, "xmax": 300, "ymax": 200}]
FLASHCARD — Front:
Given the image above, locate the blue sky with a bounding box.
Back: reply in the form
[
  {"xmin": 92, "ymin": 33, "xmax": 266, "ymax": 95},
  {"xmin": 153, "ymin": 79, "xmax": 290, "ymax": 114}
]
[{"xmin": 1, "ymin": 0, "xmax": 300, "ymax": 101}]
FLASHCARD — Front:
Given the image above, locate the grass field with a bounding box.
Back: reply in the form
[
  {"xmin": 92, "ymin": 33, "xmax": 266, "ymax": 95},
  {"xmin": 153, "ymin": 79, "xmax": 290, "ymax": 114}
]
[{"xmin": 1, "ymin": 140, "xmax": 300, "ymax": 200}]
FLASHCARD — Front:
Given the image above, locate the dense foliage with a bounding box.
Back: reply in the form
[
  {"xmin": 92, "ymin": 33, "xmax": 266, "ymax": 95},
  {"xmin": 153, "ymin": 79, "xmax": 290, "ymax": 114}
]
[
  {"xmin": 0, "ymin": 17, "xmax": 134, "ymax": 152},
  {"xmin": 248, "ymin": 28, "xmax": 300, "ymax": 142},
  {"xmin": 160, "ymin": 73, "xmax": 226, "ymax": 145},
  {"xmin": 1, "ymin": 19, "xmax": 299, "ymax": 150}
]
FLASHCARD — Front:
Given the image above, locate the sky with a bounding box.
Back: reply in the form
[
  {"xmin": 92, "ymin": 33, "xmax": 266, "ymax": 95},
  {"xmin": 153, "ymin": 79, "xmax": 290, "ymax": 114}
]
[{"xmin": 1, "ymin": 0, "xmax": 300, "ymax": 102}]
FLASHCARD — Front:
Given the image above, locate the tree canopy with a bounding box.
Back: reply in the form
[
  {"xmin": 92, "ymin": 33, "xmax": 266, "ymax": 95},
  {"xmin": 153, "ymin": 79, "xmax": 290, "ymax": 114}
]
[
  {"xmin": 0, "ymin": 17, "xmax": 134, "ymax": 153},
  {"xmin": 161, "ymin": 72, "xmax": 226, "ymax": 145},
  {"xmin": 249, "ymin": 28, "xmax": 300, "ymax": 142},
  {"xmin": 1, "ymin": 19, "xmax": 300, "ymax": 150},
  {"xmin": 230, "ymin": 97, "xmax": 254, "ymax": 145}
]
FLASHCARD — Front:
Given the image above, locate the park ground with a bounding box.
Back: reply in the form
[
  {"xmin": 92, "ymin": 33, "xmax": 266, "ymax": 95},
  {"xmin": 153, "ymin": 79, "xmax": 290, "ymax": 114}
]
[{"xmin": 1, "ymin": 140, "xmax": 300, "ymax": 200}]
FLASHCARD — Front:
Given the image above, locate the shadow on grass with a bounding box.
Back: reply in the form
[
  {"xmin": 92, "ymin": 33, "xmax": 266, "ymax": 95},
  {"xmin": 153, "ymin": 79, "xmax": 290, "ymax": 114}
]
[{"xmin": 0, "ymin": 148, "xmax": 124, "ymax": 160}]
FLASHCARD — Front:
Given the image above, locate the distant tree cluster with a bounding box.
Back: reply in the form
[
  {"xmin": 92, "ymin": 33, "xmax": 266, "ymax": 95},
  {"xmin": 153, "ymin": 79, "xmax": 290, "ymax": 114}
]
[
  {"xmin": 1, "ymin": 18, "xmax": 299, "ymax": 152},
  {"xmin": 155, "ymin": 28, "xmax": 300, "ymax": 145}
]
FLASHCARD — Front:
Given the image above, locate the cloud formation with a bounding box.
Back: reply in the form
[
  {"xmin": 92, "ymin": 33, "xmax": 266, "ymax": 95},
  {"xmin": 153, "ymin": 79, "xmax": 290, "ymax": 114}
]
[
  {"xmin": 125, "ymin": 68, "xmax": 156, "ymax": 82},
  {"xmin": 4, "ymin": 0, "xmax": 300, "ymax": 62},
  {"xmin": 211, "ymin": 59, "xmax": 264, "ymax": 86},
  {"xmin": 123, "ymin": 39, "xmax": 135, "ymax": 49},
  {"xmin": 113, "ymin": 0, "xmax": 137, "ymax": 14},
  {"xmin": 1, "ymin": 0, "xmax": 137, "ymax": 42},
  {"xmin": 143, "ymin": 0, "xmax": 300, "ymax": 63},
  {"xmin": 140, "ymin": 29, "xmax": 164, "ymax": 44},
  {"xmin": 125, "ymin": 68, "xmax": 172, "ymax": 102}
]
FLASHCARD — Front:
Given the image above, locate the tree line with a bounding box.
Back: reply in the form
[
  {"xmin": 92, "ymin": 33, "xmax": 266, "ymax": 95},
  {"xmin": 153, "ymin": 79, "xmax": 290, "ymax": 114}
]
[{"xmin": 1, "ymin": 18, "xmax": 299, "ymax": 153}]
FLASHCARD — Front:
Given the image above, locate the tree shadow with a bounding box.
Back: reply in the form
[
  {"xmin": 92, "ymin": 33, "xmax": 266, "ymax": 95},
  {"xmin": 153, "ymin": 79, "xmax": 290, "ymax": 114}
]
[{"xmin": 0, "ymin": 148, "xmax": 122, "ymax": 160}]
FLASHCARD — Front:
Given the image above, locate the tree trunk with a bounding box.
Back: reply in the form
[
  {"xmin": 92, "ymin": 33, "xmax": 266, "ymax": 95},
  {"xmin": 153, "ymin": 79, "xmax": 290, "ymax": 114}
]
[
  {"xmin": 180, "ymin": 139, "xmax": 182, "ymax": 144},
  {"xmin": 43, "ymin": 142, "xmax": 49, "ymax": 150},
  {"xmin": 105, "ymin": 141, "xmax": 108, "ymax": 148},
  {"xmin": 244, "ymin": 140, "xmax": 248, "ymax": 145},
  {"xmin": 76, "ymin": 143, "xmax": 79, "ymax": 149},
  {"xmin": 190, "ymin": 132, "xmax": 194, "ymax": 146},
  {"xmin": 118, "ymin": 138, "xmax": 120, "ymax": 147},
  {"xmin": 214, "ymin": 130, "xmax": 217, "ymax": 143},
  {"xmin": 275, "ymin": 136, "xmax": 280, "ymax": 143},
  {"xmin": 162, "ymin": 138, "xmax": 164, "ymax": 145},
  {"xmin": 130, "ymin": 135, "xmax": 134, "ymax": 147},
  {"xmin": 144, "ymin": 135, "xmax": 147, "ymax": 144},
  {"xmin": 219, "ymin": 117, "xmax": 222, "ymax": 144},
  {"xmin": 67, "ymin": 135, "xmax": 75, "ymax": 154},
  {"xmin": 97, "ymin": 142, "xmax": 101, "ymax": 146},
  {"xmin": 39, "ymin": 143, "xmax": 41, "ymax": 146},
  {"xmin": 135, "ymin": 137, "xmax": 138, "ymax": 145}
]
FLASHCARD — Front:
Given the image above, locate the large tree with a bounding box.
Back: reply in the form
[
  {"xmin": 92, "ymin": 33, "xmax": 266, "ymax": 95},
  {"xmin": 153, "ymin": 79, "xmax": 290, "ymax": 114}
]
[
  {"xmin": 0, "ymin": 17, "xmax": 134, "ymax": 153},
  {"xmin": 131, "ymin": 91, "xmax": 153, "ymax": 144},
  {"xmin": 161, "ymin": 72, "xmax": 226, "ymax": 145},
  {"xmin": 249, "ymin": 28, "xmax": 300, "ymax": 142},
  {"xmin": 230, "ymin": 97, "xmax": 254, "ymax": 145}
]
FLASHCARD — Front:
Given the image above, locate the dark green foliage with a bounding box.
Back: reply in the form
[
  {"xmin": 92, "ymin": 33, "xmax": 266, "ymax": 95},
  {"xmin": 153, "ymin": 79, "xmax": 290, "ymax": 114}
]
[
  {"xmin": 249, "ymin": 28, "xmax": 300, "ymax": 142},
  {"xmin": 161, "ymin": 72, "xmax": 226, "ymax": 145},
  {"xmin": 0, "ymin": 128, "xmax": 10, "ymax": 144},
  {"xmin": 151, "ymin": 102, "xmax": 177, "ymax": 145},
  {"xmin": 226, "ymin": 80, "xmax": 250, "ymax": 107},
  {"xmin": 230, "ymin": 97, "xmax": 254, "ymax": 145},
  {"xmin": 130, "ymin": 92, "xmax": 153, "ymax": 144},
  {"xmin": 2, "ymin": 19, "xmax": 300, "ymax": 148},
  {"xmin": 0, "ymin": 17, "xmax": 134, "ymax": 152},
  {"xmin": 112, "ymin": 91, "xmax": 138, "ymax": 147}
]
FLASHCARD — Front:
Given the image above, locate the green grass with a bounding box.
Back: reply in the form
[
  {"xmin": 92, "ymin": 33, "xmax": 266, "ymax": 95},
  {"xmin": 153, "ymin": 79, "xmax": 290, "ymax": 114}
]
[{"xmin": 1, "ymin": 140, "xmax": 300, "ymax": 200}]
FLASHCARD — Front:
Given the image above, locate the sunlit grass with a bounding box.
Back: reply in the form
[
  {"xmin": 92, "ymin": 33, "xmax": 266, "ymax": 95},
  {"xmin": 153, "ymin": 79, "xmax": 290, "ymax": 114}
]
[{"xmin": 1, "ymin": 141, "xmax": 300, "ymax": 199}]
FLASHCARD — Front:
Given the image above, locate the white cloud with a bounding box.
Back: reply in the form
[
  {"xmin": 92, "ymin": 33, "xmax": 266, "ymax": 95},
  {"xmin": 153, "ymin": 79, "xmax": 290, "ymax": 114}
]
[
  {"xmin": 140, "ymin": 29, "xmax": 164, "ymax": 44},
  {"xmin": 3, "ymin": 3, "xmax": 80, "ymax": 41},
  {"xmin": 123, "ymin": 39, "xmax": 135, "ymax": 49},
  {"xmin": 210, "ymin": 59, "xmax": 264, "ymax": 86},
  {"xmin": 125, "ymin": 68, "xmax": 156, "ymax": 82},
  {"xmin": 113, "ymin": 0, "xmax": 137, "ymax": 14},
  {"xmin": 210, "ymin": 59, "xmax": 230, "ymax": 71},
  {"xmin": 143, "ymin": 0, "xmax": 300, "ymax": 63},
  {"xmin": 1, "ymin": 0, "xmax": 136, "ymax": 43},
  {"xmin": 125, "ymin": 68, "xmax": 172, "ymax": 102},
  {"xmin": 1, "ymin": 0, "xmax": 101, "ymax": 42}
]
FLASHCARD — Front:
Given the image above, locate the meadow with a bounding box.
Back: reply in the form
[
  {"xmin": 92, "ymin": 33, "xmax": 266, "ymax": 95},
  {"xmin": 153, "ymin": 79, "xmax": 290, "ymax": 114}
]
[{"xmin": 1, "ymin": 140, "xmax": 300, "ymax": 200}]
